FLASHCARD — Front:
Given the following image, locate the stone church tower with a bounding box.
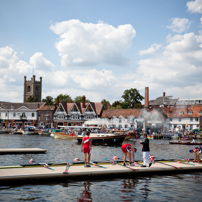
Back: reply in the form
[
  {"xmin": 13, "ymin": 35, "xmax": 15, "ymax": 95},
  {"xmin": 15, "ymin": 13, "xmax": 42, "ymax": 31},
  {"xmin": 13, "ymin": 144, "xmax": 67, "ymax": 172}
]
[{"xmin": 23, "ymin": 75, "xmax": 42, "ymax": 102}]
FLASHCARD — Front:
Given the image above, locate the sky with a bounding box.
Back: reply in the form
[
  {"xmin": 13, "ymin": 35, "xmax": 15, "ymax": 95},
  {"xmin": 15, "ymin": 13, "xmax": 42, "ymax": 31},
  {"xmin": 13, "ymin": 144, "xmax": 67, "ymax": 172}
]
[{"xmin": 0, "ymin": 0, "xmax": 202, "ymax": 104}]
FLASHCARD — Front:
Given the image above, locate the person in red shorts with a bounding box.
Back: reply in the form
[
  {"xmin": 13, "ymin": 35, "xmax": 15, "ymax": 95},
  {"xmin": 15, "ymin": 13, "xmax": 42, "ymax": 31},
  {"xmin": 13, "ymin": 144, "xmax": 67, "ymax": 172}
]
[
  {"xmin": 190, "ymin": 147, "xmax": 202, "ymax": 162},
  {"xmin": 121, "ymin": 143, "xmax": 137, "ymax": 166},
  {"xmin": 81, "ymin": 131, "xmax": 92, "ymax": 167}
]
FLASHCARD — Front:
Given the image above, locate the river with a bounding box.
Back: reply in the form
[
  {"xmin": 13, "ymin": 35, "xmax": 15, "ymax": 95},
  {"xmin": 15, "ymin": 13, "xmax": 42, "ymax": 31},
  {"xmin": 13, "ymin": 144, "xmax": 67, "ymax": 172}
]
[{"xmin": 0, "ymin": 134, "xmax": 201, "ymax": 202}]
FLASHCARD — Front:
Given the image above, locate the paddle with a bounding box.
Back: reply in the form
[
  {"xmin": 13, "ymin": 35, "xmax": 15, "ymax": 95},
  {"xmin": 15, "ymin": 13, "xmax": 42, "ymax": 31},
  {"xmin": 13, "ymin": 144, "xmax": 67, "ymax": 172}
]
[
  {"xmin": 104, "ymin": 158, "xmax": 136, "ymax": 171},
  {"xmin": 29, "ymin": 159, "xmax": 54, "ymax": 171},
  {"xmin": 144, "ymin": 156, "xmax": 179, "ymax": 169},
  {"xmin": 90, "ymin": 161, "xmax": 106, "ymax": 169},
  {"xmin": 112, "ymin": 160, "xmax": 136, "ymax": 171},
  {"xmin": 177, "ymin": 156, "xmax": 195, "ymax": 166}
]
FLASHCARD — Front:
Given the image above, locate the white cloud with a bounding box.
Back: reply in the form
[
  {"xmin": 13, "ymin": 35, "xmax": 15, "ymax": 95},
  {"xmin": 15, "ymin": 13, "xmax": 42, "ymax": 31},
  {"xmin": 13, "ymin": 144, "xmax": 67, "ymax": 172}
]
[
  {"xmin": 50, "ymin": 19, "xmax": 136, "ymax": 67},
  {"xmin": 139, "ymin": 43, "xmax": 161, "ymax": 55},
  {"xmin": 0, "ymin": 46, "xmax": 31, "ymax": 75},
  {"xmin": 136, "ymin": 31, "xmax": 202, "ymax": 99},
  {"xmin": 187, "ymin": 0, "xmax": 202, "ymax": 14},
  {"xmin": 0, "ymin": 46, "xmax": 33, "ymax": 101},
  {"xmin": 167, "ymin": 18, "xmax": 191, "ymax": 33},
  {"xmin": 30, "ymin": 52, "xmax": 55, "ymax": 71}
]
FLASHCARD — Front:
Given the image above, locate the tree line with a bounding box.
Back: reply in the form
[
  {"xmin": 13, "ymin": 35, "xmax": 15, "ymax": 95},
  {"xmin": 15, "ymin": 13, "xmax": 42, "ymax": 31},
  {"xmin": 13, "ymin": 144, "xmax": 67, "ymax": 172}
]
[{"xmin": 26, "ymin": 88, "xmax": 144, "ymax": 109}]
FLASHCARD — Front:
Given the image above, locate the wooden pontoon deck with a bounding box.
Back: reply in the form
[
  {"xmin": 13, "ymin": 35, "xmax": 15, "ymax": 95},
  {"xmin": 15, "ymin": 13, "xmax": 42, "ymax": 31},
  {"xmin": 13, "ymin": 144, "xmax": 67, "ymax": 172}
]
[
  {"xmin": 0, "ymin": 148, "xmax": 47, "ymax": 155},
  {"xmin": 0, "ymin": 160, "xmax": 202, "ymax": 185}
]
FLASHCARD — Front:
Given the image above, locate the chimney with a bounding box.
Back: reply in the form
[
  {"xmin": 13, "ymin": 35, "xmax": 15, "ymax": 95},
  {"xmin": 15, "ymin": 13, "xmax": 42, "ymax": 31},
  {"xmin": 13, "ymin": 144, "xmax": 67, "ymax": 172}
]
[
  {"xmin": 37, "ymin": 102, "xmax": 40, "ymax": 109},
  {"xmin": 82, "ymin": 95, "xmax": 86, "ymax": 108},
  {"xmin": 163, "ymin": 92, "xmax": 165, "ymax": 104},
  {"xmin": 107, "ymin": 102, "xmax": 111, "ymax": 110},
  {"xmin": 145, "ymin": 87, "xmax": 149, "ymax": 108},
  {"xmin": 101, "ymin": 100, "xmax": 104, "ymax": 105},
  {"xmin": 57, "ymin": 96, "xmax": 60, "ymax": 107}
]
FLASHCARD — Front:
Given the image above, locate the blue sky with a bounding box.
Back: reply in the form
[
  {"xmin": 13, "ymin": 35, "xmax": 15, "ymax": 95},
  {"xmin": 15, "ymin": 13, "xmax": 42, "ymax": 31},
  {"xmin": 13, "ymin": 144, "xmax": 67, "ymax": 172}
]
[{"xmin": 0, "ymin": 0, "xmax": 202, "ymax": 103}]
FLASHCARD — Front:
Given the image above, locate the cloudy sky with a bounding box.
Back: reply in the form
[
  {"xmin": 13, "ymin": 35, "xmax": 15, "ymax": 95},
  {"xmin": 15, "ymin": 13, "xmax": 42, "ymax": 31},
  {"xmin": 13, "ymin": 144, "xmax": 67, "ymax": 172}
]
[{"xmin": 0, "ymin": 0, "xmax": 202, "ymax": 104}]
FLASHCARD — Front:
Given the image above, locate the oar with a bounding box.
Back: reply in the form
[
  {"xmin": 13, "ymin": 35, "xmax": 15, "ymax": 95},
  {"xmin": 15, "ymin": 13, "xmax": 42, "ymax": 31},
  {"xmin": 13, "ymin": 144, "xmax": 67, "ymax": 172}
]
[
  {"xmin": 177, "ymin": 156, "xmax": 195, "ymax": 166},
  {"xmin": 155, "ymin": 161, "xmax": 179, "ymax": 169},
  {"xmin": 90, "ymin": 161, "xmax": 106, "ymax": 169},
  {"xmin": 144, "ymin": 156, "xmax": 179, "ymax": 169},
  {"xmin": 112, "ymin": 161, "xmax": 136, "ymax": 171},
  {"xmin": 104, "ymin": 158, "xmax": 135, "ymax": 171},
  {"xmin": 43, "ymin": 163, "xmax": 54, "ymax": 171},
  {"xmin": 29, "ymin": 159, "xmax": 54, "ymax": 171}
]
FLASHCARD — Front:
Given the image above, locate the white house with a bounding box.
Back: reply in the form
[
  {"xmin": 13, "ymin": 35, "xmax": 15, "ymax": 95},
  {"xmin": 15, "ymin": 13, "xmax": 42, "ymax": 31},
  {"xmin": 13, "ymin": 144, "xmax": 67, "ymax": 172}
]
[{"xmin": 0, "ymin": 102, "xmax": 45, "ymax": 127}]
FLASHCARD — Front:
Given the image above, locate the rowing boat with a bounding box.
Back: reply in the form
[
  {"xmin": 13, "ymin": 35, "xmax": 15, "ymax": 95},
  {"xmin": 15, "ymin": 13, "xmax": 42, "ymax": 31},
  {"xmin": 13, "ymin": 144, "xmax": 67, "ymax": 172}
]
[{"xmin": 169, "ymin": 141, "xmax": 202, "ymax": 145}]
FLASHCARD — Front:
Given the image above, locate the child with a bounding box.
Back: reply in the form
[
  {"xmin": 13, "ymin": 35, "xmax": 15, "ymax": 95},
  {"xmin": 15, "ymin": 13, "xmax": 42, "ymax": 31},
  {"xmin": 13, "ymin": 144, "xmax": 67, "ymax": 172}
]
[
  {"xmin": 121, "ymin": 143, "xmax": 137, "ymax": 166},
  {"xmin": 189, "ymin": 147, "xmax": 202, "ymax": 162},
  {"xmin": 81, "ymin": 131, "xmax": 92, "ymax": 167}
]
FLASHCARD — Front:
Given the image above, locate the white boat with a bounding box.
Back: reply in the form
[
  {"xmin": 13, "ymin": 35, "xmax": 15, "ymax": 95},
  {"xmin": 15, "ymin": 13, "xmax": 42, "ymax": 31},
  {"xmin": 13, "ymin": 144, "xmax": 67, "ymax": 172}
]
[
  {"xmin": 23, "ymin": 127, "xmax": 38, "ymax": 135},
  {"xmin": 38, "ymin": 129, "xmax": 51, "ymax": 136},
  {"xmin": 11, "ymin": 128, "xmax": 24, "ymax": 135}
]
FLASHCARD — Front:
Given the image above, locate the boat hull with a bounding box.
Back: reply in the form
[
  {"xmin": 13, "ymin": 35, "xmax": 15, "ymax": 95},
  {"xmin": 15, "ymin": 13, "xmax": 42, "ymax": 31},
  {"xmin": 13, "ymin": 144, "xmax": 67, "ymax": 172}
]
[
  {"xmin": 23, "ymin": 132, "xmax": 38, "ymax": 135},
  {"xmin": 38, "ymin": 131, "xmax": 51, "ymax": 136},
  {"xmin": 169, "ymin": 141, "xmax": 202, "ymax": 145},
  {"xmin": 53, "ymin": 132, "xmax": 76, "ymax": 139},
  {"xmin": 77, "ymin": 134, "xmax": 125, "ymax": 145}
]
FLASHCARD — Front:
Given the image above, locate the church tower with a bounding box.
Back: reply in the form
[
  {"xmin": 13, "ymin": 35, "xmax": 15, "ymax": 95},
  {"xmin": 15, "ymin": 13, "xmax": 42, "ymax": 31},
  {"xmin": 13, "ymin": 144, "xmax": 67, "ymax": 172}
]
[{"xmin": 23, "ymin": 75, "xmax": 42, "ymax": 102}]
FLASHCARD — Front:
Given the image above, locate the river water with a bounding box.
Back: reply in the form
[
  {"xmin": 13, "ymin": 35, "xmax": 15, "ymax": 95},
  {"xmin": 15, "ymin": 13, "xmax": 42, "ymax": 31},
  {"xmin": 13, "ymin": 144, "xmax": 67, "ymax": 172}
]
[{"xmin": 0, "ymin": 134, "xmax": 201, "ymax": 202}]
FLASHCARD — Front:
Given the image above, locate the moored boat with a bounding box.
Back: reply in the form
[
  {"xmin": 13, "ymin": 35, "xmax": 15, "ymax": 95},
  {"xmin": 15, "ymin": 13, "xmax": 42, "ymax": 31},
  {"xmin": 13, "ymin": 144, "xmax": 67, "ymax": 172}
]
[
  {"xmin": 57, "ymin": 126, "xmax": 126, "ymax": 144},
  {"xmin": 54, "ymin": 132, "xmax": 76, "ymax": 139},
  {"xmin": 13, "ymin": 129, "xmax": 24, "ymax": 135},
  {"xmin": 38, "ymin": 129, "xmax": 51, "ymax": 136},
  {"xmin": 51, "ymin": 129, "xmax": 77, "ymax": 139},
  {"xmin": 169, "ymin": 141, "xmax": 202, "ymax": 145},
  {"xmin": 0, "ymin": 129, "xmax": 11, "ymax": 134},
  {"xmin": 77, "ymin": 132, "xmax": 126, "ymax": 145},
  {"xmin": 23, "ymin": 127, "xmax": 38, "ymax": 135}
]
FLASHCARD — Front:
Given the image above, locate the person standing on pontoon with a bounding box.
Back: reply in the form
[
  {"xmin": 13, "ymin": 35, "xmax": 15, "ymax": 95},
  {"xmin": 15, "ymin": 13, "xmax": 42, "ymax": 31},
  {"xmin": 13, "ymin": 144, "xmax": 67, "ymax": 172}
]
[
  {"xmin": 81, "ymin": 131, "xmax": 92, "ymax": 167},
  {"xmin": 140, "ymin": 133, "xmax": 152, "ymax": 167}
]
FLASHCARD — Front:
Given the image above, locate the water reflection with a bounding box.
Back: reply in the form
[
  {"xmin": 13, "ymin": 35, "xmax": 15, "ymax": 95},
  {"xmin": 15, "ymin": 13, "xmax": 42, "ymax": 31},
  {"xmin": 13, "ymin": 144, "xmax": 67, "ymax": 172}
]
[
  {"xmin": 192, "ymin": 173, "xmax": 202, "ymax": 184},
  {"xmin": 140, "ymin": 178, "xmax": 151, "ymax": 200},
  {"xmin": 119, "ymin": 178, "xmax": 151, "ymax": 201},
  {"xmin": 77, "ymin": 182, "xmax": 92, "ymax": 202},
  {"xmin": 119, "ymin": 179, "xmax": 137, "ymax": 201}
]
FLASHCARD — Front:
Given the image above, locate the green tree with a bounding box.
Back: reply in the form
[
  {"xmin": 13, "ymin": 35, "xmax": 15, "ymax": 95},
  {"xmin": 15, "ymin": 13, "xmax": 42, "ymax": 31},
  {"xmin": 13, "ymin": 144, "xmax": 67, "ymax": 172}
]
[
  {"xmin": 121, "ymin": 88, "xmax": 144, "ymax": 109},
  {"xmin": 102, "ymin": 99, "xmax": 110, "ymax": 109},
  {"xmin": 26, "ymin": 96, "xmax": 37, "ymax": 102},
  {"xmin": 54, "ymin": 94, "xmax": 72, "ymax": 103},
  {"xmin": 74, "ymin": 96, "xmax": 90, "ymax": 103},
  {"xmin": 111, "ymin": 105, "xmax": 123, "ymax": 109},
  {"xmin": 42, "ymin": 96, "xmax": 54, "ymax": 105},
  {"xmin": 134, "ymin": 103, "xmax": 144, "ymax": 109},
  {"xmin": 111, "ymin": 100, "xmax": 123, "ymax": 109}
]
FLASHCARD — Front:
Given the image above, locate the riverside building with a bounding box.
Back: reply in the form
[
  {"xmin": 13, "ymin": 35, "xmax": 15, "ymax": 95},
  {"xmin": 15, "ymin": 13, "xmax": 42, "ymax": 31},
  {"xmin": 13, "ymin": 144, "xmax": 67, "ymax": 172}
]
[
  {"xmin": 53, "ymin": 96, "xmax": 104, "ymax": 127},
  {"xmin": 0, "ymin": 102, "xmax": 45, "ymax": 128}
]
